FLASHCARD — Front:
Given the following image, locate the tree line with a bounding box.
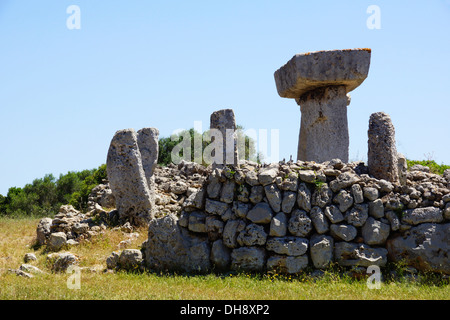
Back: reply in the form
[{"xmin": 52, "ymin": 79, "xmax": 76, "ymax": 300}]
[{"xmin": 0, "ymin": 127, "xmax": 261, "ymax": 218}]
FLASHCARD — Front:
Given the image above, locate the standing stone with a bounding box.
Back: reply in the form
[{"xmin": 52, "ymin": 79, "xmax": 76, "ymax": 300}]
[
  {"xmin": 137, "ymin": 127, "xmax": 159, "ymax": 202},
  {"xmin": 209, "ymin": 109, "xmax": 239, "ymax": 167},
  {"xmin": 107, "ymin": 129, "xmax": 154, "ymax": 226},
  {"xmin": 367, "ymin": 112, "xmax": 399, "ymax": 183}
]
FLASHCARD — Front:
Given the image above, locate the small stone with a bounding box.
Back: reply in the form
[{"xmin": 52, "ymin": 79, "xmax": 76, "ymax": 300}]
[
  {"xmin": 24, "ymin": 253, "xmax": 37, "ymax": 263},
  {"xmin": 205, "ymin": 198, "xmax": 229, "ymax": 216},
  {"xmin": 269, "ymin": 212, "xmax": 288, "ymax": 237},
  {"xmin": 264, "ymin": 184, "xmax": 282, "ymax": 212},
  {"xmin": 310, "ymin": 234, "xmax": 334, "ymax": 269},
  {"xmin": 220, "ymin": 180, "xmax": 235, "ymax": 204},
  {"xmin": 298, "ymin": 170, "xmax": 316, "ymax": 183},
  {"xmin": 385, "ymin": 211, "xmax": 400, "ymax": 231},
  {"xmin": 311, "ymin": 183, "xmax": 333, "ymax": 208},
  {"xmin": 363, "ymin": 187, "xmax": 379, "ymax": 201},
  {"xmin": 119, "ymin": 249, "xmax": 143, "ymax": 270},
  {"xmin": 237, "ymin": 224, "xmax": 268, "ymax": 246},
  {"xmin": 297, "ymin": 183, "xmax": 312, "ymax": 212},
  {"xmin": 288, "ymin": 209, "xmax": 312, "ymax": 237},
  {"xmin": 210, "ymin": 240, "xmax": 231, "ymax": 270},
  {"xmin": 247, "ymin": 202, "xmax": 273, "ymax": 224},
  {"xmin": 351, "ymin": 184, "xmax": 364, "ymax": 204},
  {"xmin": 330, "ymin": 224, "xmax": 357, "ymax": 242},
  {"xmin": 281, "ymin": 191, "xmax": 297, "ymax": 214},
  {"xmin": 231, "ymin": 247, "xmax": 266, "ymax": 271},
  {"xmin": 266, "ymin": 255, "xmax": 308, "ymax": 274},
  {"xmin": 48, "ymin": 232, "xmax": 67, "ymax": 252},
  {"xmin": 362, "ymin": 217, "xmax": 390, "ymax": 245},
  {"xmin": 258, "ymin": 168, "xmax": 279, "ymax": 186},
  {"xmin": 345, "ymin": 203, "xmax": 369, "ymax": 227},
  {"xmin": 249, "ymin": 185, "xmax": 264, "ymax": 204},
  {"xmin": 188, "ymin": 211, "xmax": 207, "ymax": 233},
  {"xmin": 333, "ymin": 190, "xmax": 354, "ymax": 213},
  {"xmin": 369, "ymin": 199, "xmax": 385, "ymax": 219},
  {"xmin": 324, "ymin": 205, "xmax": 345, "ymax": 224},
  {"xmin": 223, "ymin": 219, "xmax": 246, "ymax": 248},
  {"xmin": 266, "ymin": 236, "xmax": 308, "ymax": 256},
  {"xmin": 310, "ymin": 206, "xmax": 329, "ymax": 234},
  {"xmin": 401, "ymin": 207, "xmax": 443, "ymax": 225}
]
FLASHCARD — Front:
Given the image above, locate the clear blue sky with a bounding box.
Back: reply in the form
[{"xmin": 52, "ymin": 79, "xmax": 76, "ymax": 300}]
[{"xmin": 1, "ymin": 0, "xmax": 449, "ymax": 195}]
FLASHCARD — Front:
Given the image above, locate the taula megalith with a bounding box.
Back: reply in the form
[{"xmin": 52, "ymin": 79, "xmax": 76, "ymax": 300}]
[
  {"xmin": 106, "ymin": 127, "xmax": 159, "ymax": 226},
  {"xmin": 274, "ymin": 48, "xmax": 371, "ymax": 163}
]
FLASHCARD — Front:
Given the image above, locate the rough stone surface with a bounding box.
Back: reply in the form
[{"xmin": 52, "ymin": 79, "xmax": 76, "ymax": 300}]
[
  {"xmin": 36, "ymin": 217, "xmax": 53, "ymax": 245},
  {"xmin": 266, "ymin": 236, "xmax": 308, "ymax": 256},
  {"xmin": 267, "ymin": 255, "xmax": 308, "ymax": 274},
  {"xmin": 288, "ymin": 209, "xmax": 312, "ymax": 237},
  {"xmin": 387, "ymin": 223, "xmax": 450, "ymax": 274},
  {"xmin": 142, "ymin": 214, "xmax": 210, "ymax": 273},
  {"xmin": 310, "ymin": 234, "xmax": 334, "ymax": 269},
  {"xmin": 274, "ymin": 49, "xmax": 371, "ymax": 98},
  {"xmin": 119, "ymin": 249, "xmax": 143, "ymax": 270},
  {"xmin": 48, "ymin": 232, "xmax": 67, "ymax": 252},
  {"xmin": 330, "ymin": 224, "xmax": 357, "ymax": 242},
  {"xmin": 210, "ymin": 239, "xmax": 231, "ymax": 270},
  {"xmin": 237, "ymin": 224, "xmax": 268, "ymax": 246},
  {"xmin": 310, "ymin": 206, "xmax": 329, "ymax": 234},
  {"xmin": 324, "ymin": 205, "xmax": 344, "ymax": 224},
  {"xmin": 296, "ymin": 86, "xmax": 350, "ymax": 162},
  {"xmin": 247, "ymin": 202, "xmax": 273, "ymax": 224},
  {"xmin": 281, "ymin": 191, "xmax": 297, "ymax": 214},
  {"xmin": 297, "ymin": 183, "xmax": 312, "ymax": 212},
  {"xmin": 335, "ymin": 242, "xmax": 388, "ymax": 267},
  {"xmin": 223, "ymin": 219, "xmax": 247, "ymax": 248},
  {"xmin": 47, "ymin": 252, "xmax": 79, "ymax": 273},
  {"xmin": 367, "ymin": 112, "xmax": 399, "ymax": 183},
  {"xmin": 269, "ymin": 212, "xmax": 287, "ymax": 237},
  {"xmin": 210, "ymin": 109, "xmax": 238, "ymax": 166},
  {"xmin": 361, "ymin": 217, "xmax": 390, "ymax": 245},
  {"xmin": 401, "ymin": 207, "xmax": 443, "ymax": 225},
  {"xmin": 107, "ymin": 129, "xmax": 154, "ymax": 226},
  {"xmin": 231, "ymin": 247, "xmax": 266, "ymax": 271},
  {"xmin": 264, "ymin": 184, "xmax": 282, "ymax": 212}
]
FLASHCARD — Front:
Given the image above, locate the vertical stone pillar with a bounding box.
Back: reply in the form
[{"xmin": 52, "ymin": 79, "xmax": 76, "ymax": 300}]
[
  {"xmin": 296, "ymin": 86, "xmax": 349, "ymax": 163},
  {"xmin": 274, "ymin": 49, "xmax": 371, "ymax": 163},
  {"xmin": 137, "ymin": 127, "xmax": 159, "ymax": 201},
  {"xmin": 367, "ymin": 112, "xmax": 399, "ymax": 183},
  {"xmin": 209, "ymin": 109, "xmax": 239, "ymax": 167},
  {"xmin": 106, "ymin": 128, "xmax": 159, "ymax": 226}
]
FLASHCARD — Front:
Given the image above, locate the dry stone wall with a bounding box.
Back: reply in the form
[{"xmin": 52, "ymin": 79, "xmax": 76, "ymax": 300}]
[{"xmin": 140, "ymin": 159, "xmax": 450, "ymax": 275}]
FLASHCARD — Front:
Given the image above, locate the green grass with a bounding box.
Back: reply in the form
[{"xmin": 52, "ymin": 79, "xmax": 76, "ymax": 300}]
[{"xmin": 0, "ymin": 217, "xmax": 449, "ymax": 300}]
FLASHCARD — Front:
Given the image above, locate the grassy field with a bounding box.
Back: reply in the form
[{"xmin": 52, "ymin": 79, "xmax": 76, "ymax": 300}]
[{"xmin": 0, "ymin": 217, "xmax": 448, "ymax": 300}]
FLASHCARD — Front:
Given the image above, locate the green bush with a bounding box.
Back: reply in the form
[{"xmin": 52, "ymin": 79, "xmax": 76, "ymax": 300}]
[
  {"xmin": 406, "ymin": 160, "xmax": 450, "ymax": 175},
  {"xmin": 0, "ymin": 164, "xmax": 107, "ymax": 217}
]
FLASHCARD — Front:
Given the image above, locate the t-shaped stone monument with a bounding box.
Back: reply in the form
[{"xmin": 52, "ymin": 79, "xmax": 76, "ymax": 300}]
[{"xmin": 274, "ymin": 48, "xmax": 371, "ymax": 163}]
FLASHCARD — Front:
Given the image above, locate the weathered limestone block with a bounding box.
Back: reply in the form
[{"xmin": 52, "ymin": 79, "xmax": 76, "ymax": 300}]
[
  {"xmin": 310, "ymin": 234, "xmax": 334, "ymax": 269},
  {"xmin": 137, "ymin": 128, "xmax": 159, "ymax": 201},
  {"xmin": 345, "ymin": 203, "xmax": 369, "ymax": 227},
  {"xmin": 210, "ymin": 239, "xmax": 231, "ymax": 270},
  {"xmin": 281, "ymin": 191, "xmax": 297, "ymax": 214},
  {"xmin": 266, "ymin": 255, "xmax": 308, "ymax": 274},
  {"xmin": 311, "ymin": 183, "xmax": 333, "ymax": 208},
  {"xmin": 367, "ymin": 112, "xmax": 399, "ymax": 183},
  {"xmin": 222, "ymin": 219, "xmax": 246, "ymax": 248},
  {"xmin": 333, "ymin": 190, "xmax": 354, "ymax": 213},
  {"xmin": 264, "ymin": 183, "xmax": 282, "ymax": 212},
  {"xmin": 269, "ymin": 212, "xmax": 288, "ymax": 237},
  {"xmin": 142, "ymin": 214, "xmax": 210, "ymax": 273},
  {"xmin": 247, "ymin": 202, "xmax": 273, "ymax": 224},
  {"xmin": 330, "ymin": 224, "xmax": 357, "ymax": 242},
  {"xmin": 231, "ymin": 247, "xmax": 266, "ymax": 271},
  {"xmin": 36, "ymin": 217, "xmax": 53, "ymax": 245},
  {"xmin": 324, "ymin": 205, "xmax": 345, "ymax": 224},
  {"xmin": 237, "ymin": 224, "xmax": 268, "ymax": 246},
  {"xmin": 401, "ymin": 207, "xmax": 443, "ymax": 225},
  {"xmin": 209, "ymin": 109, "xmax": 239, "ymax": 167},
  {"xmin": 119, "ymin": 249, "xmax": 143, "ymax": 271},
  {"xmin": 297, "ymin": 183, "xmax": 312, "ymax": 212},
  {"xmin": 361, "ymin": 217, "xmax": 390, "ymax": 245},
  {"xmin": 310, "ymin": 206, "xmax": 329, "ymax": 234},
  {"xmin": 274, "ymin": 49, "xmax": 371, "ymax": 162},
  {"xmin": 288, "ymin": 209, "xmax": 312, "ymax": 237},
  {"xmin": 387, "ymin": 223, "xmax": 450, "ymax": 274},
  {"xmin": 106, "ymin": 129, "xmax": 154, "ymax": 226},
  {"xmin": 266, "ymin": 237, "xmax": 308, "ymax": 256},
  {"xmin": 335, "ymin": 242, "xmax": 388, "ymax": 267},
  {"xmin": 48, "ymin": 232, "xmax": 67, "ymax": 251}
]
